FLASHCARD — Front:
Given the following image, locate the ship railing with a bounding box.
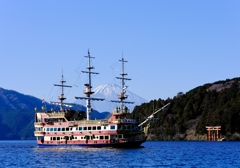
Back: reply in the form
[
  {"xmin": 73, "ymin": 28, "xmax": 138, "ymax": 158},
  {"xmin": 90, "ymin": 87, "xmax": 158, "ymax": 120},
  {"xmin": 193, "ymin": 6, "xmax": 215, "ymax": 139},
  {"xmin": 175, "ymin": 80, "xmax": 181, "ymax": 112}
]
[
  {"xmin": 110, "ymin": 119, "xmax": 137, "ymax": 124},
  {"xmin": 68, "ymin": 119, "xmax": 109, "ymax": 125},
  {"xmin": 34, "ymin": 122, "xmax": 45, "ymax": 127},
  {"xmin": 46, "ymin": 112, "xmax": 65, "ymax": 117},
  {"xmin": 122, "ymin": 119, "xmax": 136, "ymax": 123},
  {"xmin": 112, "ymin": 109, "xmax": 130, "ymax": 114},
  {"xmin": 34, "ymin": 131, "xmax": 45, "ymax": 136}
]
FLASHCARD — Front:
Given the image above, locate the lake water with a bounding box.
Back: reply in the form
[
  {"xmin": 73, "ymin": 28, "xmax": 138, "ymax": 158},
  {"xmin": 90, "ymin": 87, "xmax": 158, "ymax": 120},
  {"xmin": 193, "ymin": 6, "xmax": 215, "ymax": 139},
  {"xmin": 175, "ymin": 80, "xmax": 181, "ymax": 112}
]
[{"xmin": 1, "ymin": 140, "xmax": 240, "ymax": 168}]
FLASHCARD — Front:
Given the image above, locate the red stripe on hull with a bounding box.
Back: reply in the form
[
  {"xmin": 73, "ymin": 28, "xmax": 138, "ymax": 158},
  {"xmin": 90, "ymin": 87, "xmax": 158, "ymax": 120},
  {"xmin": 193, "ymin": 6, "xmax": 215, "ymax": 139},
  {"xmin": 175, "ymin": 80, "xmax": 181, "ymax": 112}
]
[{"xmin": 36, "ymin": 139, "xmax": 145, "ymax": 148}]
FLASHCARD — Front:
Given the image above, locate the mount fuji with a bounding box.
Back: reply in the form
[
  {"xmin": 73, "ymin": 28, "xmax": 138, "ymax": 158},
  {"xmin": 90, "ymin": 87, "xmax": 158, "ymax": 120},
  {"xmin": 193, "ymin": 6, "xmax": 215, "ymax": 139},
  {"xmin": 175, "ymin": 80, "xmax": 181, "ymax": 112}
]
[{"xmin": 74, "ymin": 84, "xmax": 147, "ymax": 113}]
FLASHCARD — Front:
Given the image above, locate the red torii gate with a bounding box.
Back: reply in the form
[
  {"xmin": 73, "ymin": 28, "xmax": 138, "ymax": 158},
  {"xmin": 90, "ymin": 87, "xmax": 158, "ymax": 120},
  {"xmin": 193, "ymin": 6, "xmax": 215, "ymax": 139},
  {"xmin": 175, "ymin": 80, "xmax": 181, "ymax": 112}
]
[{"xmin": 206, "ymin": 126, "xmax": 221, "ymax": 141}]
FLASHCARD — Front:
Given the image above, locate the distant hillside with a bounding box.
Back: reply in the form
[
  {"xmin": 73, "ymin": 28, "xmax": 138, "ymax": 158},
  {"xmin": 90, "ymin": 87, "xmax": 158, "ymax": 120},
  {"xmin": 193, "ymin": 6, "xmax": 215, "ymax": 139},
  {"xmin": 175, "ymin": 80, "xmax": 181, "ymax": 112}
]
[
  {"xmin": 0, "ymin": 88, "xmax": 108, "ymax": 140},
  {"xmin": 131, "ymin": 77, "xmax": 240, "ymax": 141},
  {"xmin": 0, "ymin": 88, "xmax": 42, "ymax": 140}
]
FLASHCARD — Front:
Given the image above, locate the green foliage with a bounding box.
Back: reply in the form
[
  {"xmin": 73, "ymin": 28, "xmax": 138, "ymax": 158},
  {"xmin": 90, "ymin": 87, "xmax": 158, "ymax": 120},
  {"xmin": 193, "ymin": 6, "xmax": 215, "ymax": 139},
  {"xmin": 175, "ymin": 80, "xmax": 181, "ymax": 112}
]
[
  {"xmin": 0, "ymin": 88, "xmax": 43, "ymax": 140},
  {"xmin": 132, "ymin": 77, "xmax": 240, "ymax": 140}
]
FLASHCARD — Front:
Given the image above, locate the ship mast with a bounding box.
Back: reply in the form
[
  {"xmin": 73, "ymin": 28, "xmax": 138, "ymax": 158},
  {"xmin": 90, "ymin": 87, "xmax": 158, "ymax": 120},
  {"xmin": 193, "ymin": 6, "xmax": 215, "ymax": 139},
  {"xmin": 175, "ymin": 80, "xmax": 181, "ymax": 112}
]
[
  {"xmin": 53, "ymin": 73, "xmax": 72, "ymax": 111},
  {"xmin": 115, "ymin": 56, "xmax": 134, "ymax": 112},
  {"xmin": 75, "ymin": 50, "xmax": 104, "ymax": 120}
]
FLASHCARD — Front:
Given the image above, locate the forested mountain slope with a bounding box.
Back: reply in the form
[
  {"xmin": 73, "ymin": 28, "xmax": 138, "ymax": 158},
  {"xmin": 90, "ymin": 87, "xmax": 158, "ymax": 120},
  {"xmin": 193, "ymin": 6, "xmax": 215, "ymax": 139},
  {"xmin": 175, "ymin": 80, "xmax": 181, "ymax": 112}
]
[
  {"xmin": 0, "ymin": 88, "xmax": 41, "ymax": 139},
  {"xmin": 131, "ymin": 78, "xmax": 240, "ymax": 140}
]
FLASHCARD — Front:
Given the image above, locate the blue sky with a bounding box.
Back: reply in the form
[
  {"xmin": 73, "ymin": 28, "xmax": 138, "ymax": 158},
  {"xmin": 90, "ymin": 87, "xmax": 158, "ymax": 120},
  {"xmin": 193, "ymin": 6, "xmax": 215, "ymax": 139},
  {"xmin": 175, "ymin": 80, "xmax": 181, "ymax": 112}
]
[{"xmin": 0, "ymin": 1, "xmax": 239, "ymax": 102}]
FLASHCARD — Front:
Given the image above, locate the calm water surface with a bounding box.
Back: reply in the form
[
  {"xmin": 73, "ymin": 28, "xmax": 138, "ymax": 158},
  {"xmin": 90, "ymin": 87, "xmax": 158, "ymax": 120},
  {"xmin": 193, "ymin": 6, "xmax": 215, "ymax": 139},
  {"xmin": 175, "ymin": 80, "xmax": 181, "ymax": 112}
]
[{"xmin": 0, "ymin": 140, "xmax": 240, "ymax": 168}]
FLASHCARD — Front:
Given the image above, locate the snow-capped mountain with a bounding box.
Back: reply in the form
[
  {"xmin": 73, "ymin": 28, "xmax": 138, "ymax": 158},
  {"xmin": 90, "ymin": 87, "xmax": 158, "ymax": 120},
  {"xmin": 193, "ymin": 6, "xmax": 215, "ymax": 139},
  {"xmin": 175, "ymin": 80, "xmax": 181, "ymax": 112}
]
[{"xmin": 74, "ymin": 84, "xmax": 147, "ymax": 113}]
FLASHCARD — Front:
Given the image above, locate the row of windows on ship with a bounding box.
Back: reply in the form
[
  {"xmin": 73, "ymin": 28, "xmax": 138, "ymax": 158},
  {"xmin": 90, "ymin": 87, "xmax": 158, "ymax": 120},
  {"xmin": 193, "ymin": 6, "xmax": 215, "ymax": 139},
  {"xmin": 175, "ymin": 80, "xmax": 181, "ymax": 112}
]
[
  {"xmin": 37, "ymin": 135, "xmax": 123, "ymax": 141},
  {"xmin": 36, "ymin": 125, "xmax": 140, "ymax": 132}
]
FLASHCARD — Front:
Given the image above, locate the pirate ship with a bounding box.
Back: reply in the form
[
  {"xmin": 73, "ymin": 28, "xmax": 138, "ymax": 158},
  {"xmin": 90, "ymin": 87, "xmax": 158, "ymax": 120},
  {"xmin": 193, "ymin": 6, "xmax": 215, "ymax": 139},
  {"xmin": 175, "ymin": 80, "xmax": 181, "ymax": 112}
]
[{"xmin": 34, "ymin": 50, "xmax": 169, "ymax": 147}]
